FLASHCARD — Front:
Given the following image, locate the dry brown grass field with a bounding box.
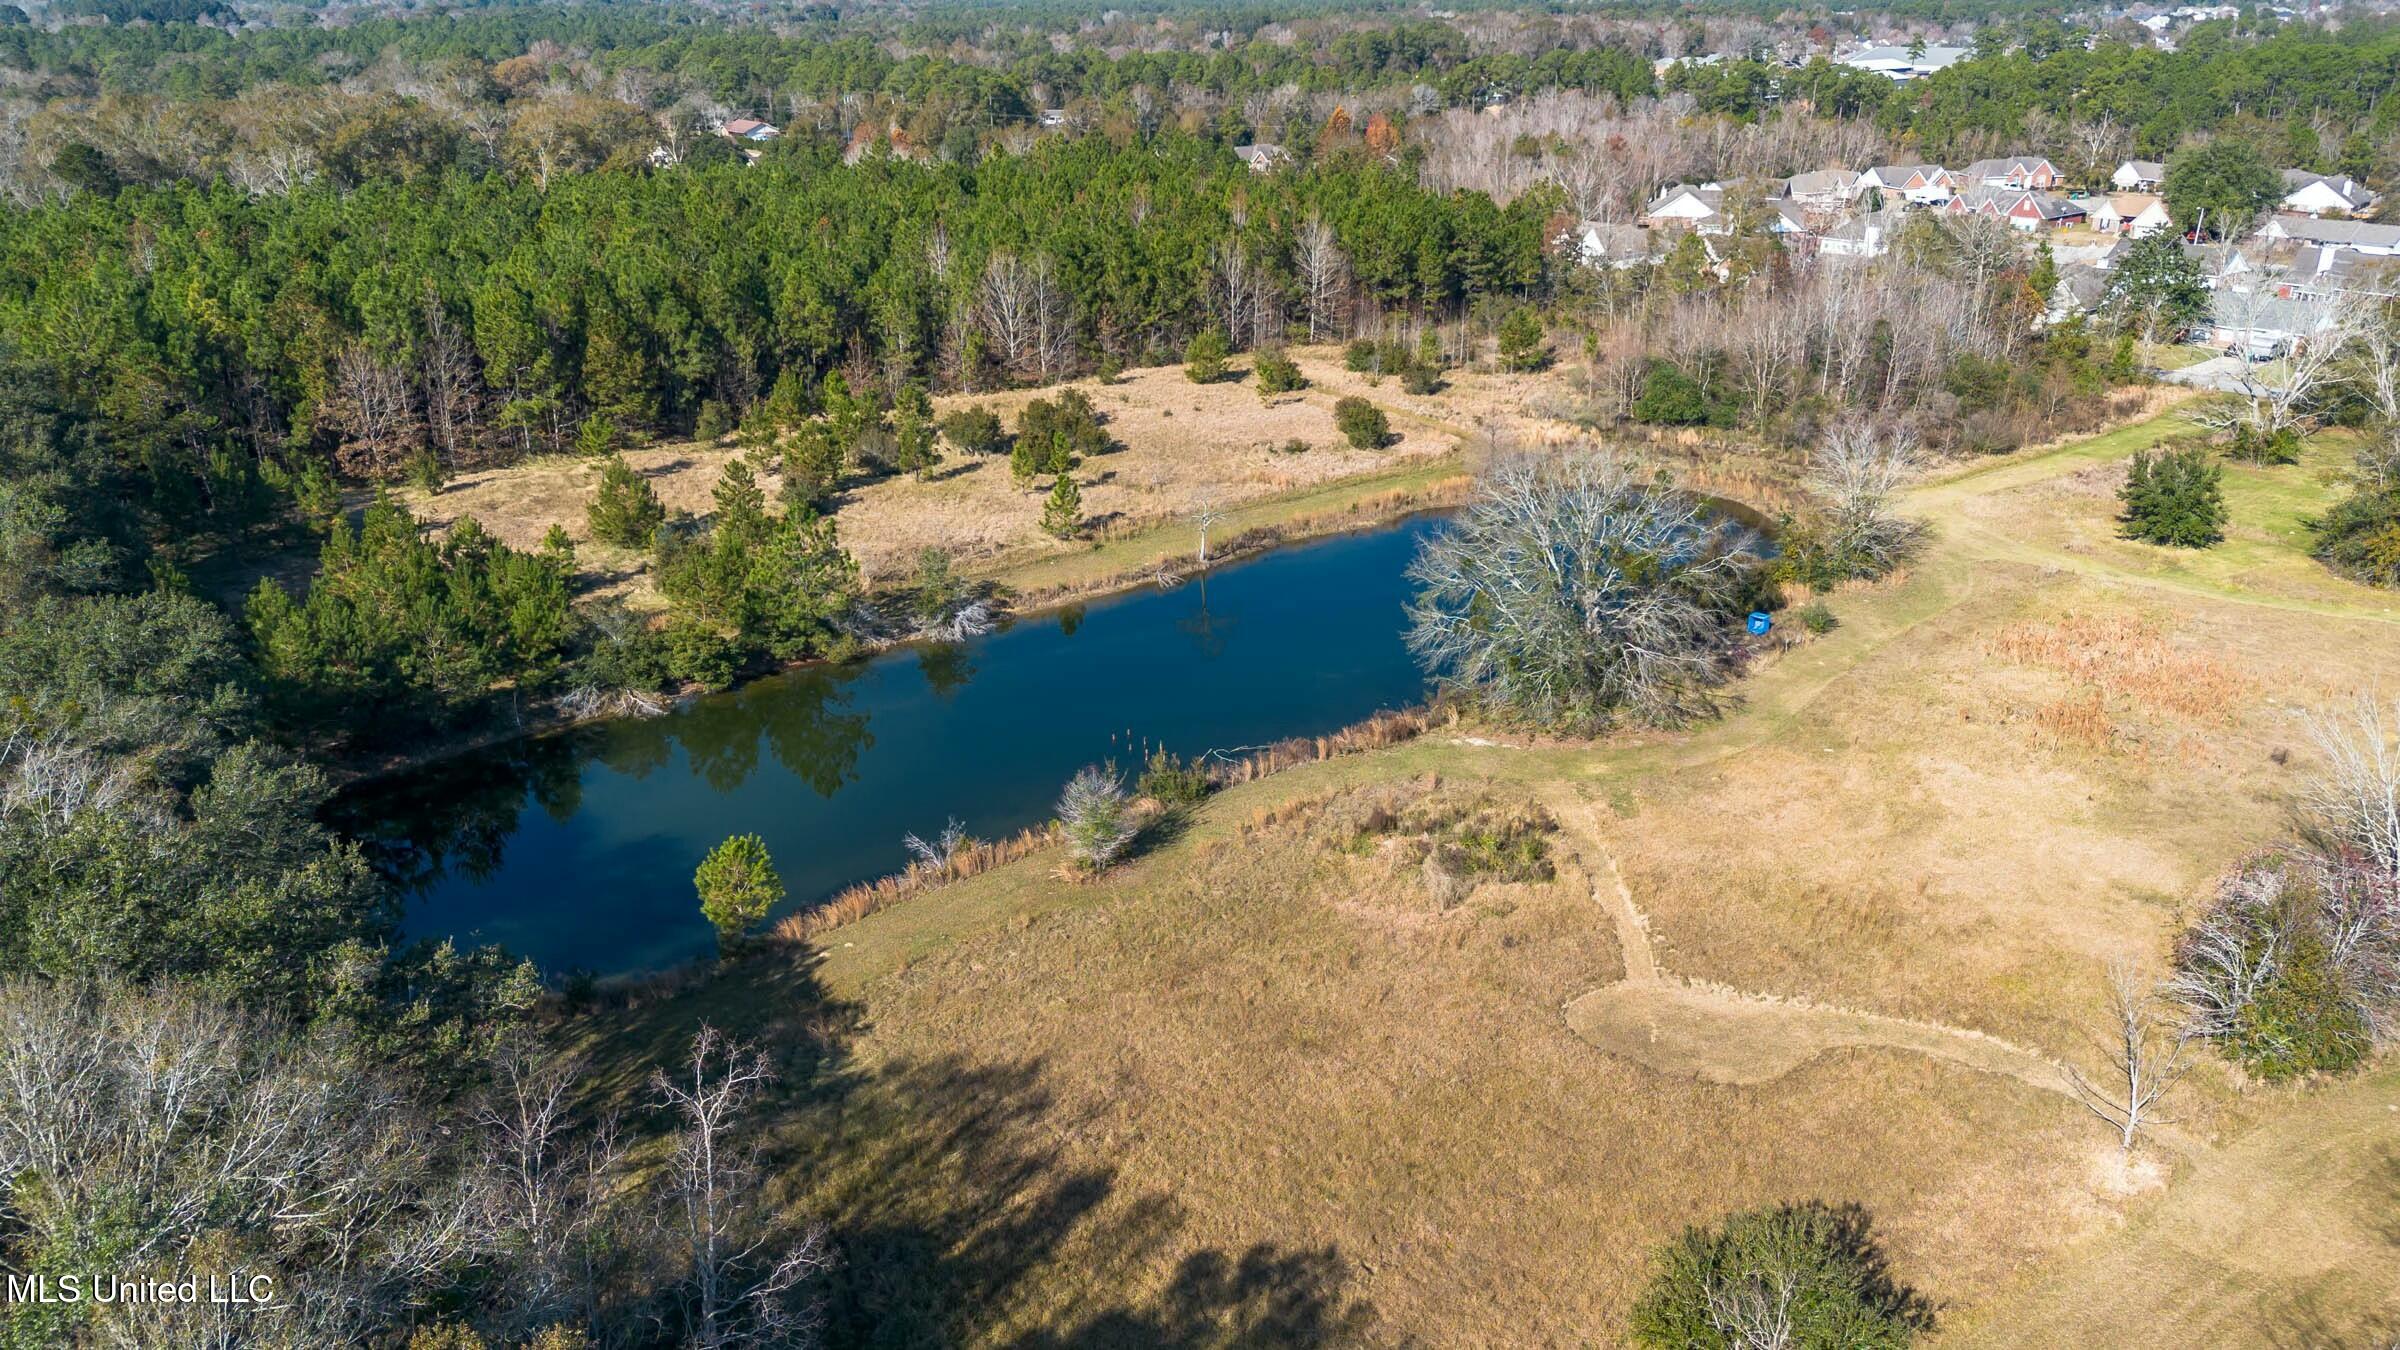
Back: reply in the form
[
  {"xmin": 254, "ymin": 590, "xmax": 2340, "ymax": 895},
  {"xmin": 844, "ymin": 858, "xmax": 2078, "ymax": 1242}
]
[
  {"xmin": 569, "ymin": 402, "xmax": 2400, "ymax": 1347},
  {"xmin": 401, "ymin": 347, "xmax": 1595, "ymax": 595}
]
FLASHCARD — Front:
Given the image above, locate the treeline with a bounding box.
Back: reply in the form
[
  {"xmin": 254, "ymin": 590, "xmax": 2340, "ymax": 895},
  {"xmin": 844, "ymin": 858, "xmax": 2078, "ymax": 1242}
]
[{"xmin": 0, "ymin": 135, "xmax": 1554, "ymax": 537}]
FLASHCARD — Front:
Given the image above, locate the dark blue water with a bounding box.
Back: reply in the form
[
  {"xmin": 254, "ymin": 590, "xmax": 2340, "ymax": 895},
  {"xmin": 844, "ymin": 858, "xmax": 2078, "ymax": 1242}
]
[{"xmin": 338, "ymin": 514, "xmax": 1448, "ymax": 974}]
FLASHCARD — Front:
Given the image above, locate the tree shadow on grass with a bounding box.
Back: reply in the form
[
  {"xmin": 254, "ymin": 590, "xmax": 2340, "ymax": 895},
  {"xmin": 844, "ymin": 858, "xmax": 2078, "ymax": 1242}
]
[{"xmin": 575, "ymin": 950, "xmax": 1373, "ymax": 1348}]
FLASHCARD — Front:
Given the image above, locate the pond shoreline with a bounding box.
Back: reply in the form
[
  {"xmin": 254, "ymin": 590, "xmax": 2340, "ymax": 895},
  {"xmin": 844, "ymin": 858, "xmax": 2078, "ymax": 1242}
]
[{"xmin": 326, "ymin": 464, "xmax": 1473, "ymax": 791}]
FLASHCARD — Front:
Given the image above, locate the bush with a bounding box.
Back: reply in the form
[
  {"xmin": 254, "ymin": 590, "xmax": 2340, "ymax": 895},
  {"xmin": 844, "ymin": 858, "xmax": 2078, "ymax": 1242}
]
[
  {"xmin": 2311, "ymin": 487, "xmax": 2400, "ymax": 587},
  {"xmin": 1184, "ymin": 329, "xmax": 1229, "ymax": 384},
  {"xmin": 587, "ymin": 454, "xmax": 665, "ymax": 548},
  {"xmin": 1398, "ymin": 361, "xmax": 1443, "ymax": 395},
  {"xmin": 1334, "ymin": 397, "xmax": 1390, "ymax": 449},
  {"xmin": 2227, "ymin": 422, "xmax": 2301, "ymax": 466},
  {"xmin": 693, "ymin": 398, "xmax": 732, "ymax": 442},
  {"xmin": 1135, "ymin": 749, "xmax": 1212, "ymax": 805},
  {"xmin": 1630, "ymin": 361, "xmax": 1711, "ymax": 427},
  {"xmin": 1278, "ymin": 438, "xmax": 1310, "ymax": 455},
  {"xmin": 1016, "ymin": 387, "xmax": 1108, "ymax": 481},
  {"xmin": 1254, "ymin": 346, "xmax": 1305, "ymax": 395},
  {"xmin": 2171, "ymin": 851, "xmax": 2388, "ymax": 1081},
  {"xmin": 1630, "ymin": 1202, "xmax": 1930, "ymax": 1349},
  {"xmin": 1797, "ymin": 600, "xmax": 1838, "ymax": 635},
  {"xmin": 694, "ymin": 833, "xmax": 784, "ymax": 955},
  {"xmin": 1343, "ymin": 339, "xmax": 1377, "ymax": 372},
  {"xmin": 939, "ymin": 404, "xmax": 1006, "ymax": 456},
  {"xmin": 2119, "ymin": 446, "xmax": 2226, "ymax": 547},
  {"xmin": 1058, "ymin": 764, "xmax": 1137, "ymax": 873},
  {"xmin": 575, "ymin": 413, "xmax": 619, "ymax": 457}
]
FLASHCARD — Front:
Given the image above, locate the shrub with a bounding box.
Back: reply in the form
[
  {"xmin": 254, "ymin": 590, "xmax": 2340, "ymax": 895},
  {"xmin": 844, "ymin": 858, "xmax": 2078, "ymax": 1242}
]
[
  {"xmin": 939, "ymin": 404, "xmax": 1005, "ymax": 456},
  {"xmin": 2311, "ymin": 487, "xmax": 2400, "ymax": 587},
  {"xmin": 1254, "ymin": 346, "xmax": 1305, "ymax": 395},
  {"xmin": 1334, "ymin": 397, "xmax": 1390, "ymax": 449},
  {"xmin": 2227, "ymin": 423, "xmax": 2301, "ymax": 465},
  {"xmin": 405, "ymin": 450, "xmax": 444, "ymax": 494},
  {"xmin": 1040, "ymin": 472, "xmax": 1082, "ymax": 539},
  {"xmin": 694, "ymin": 833, "xmax": 784, "ymax": 955},
  {"xmin": 1343, "ymin": 339, "xmax": 1377, "ymax": 372},
  {"xmin": 1797, "ymin": 600, "xmax": 1838, "ymax": 635},
  {"xmin": 1184, "ymin": 329, "xmax": 1229, "ymax": 383},
  {"xmin": 2172, "ymin": 851, "xmax": 2383, "ymax": 1081},
  {"xmin": 1135, "ymin": 749, "xmax": 1212, "ymax": 805},
  {"xmin": 1630, "ymin": 1202, "xmax": 1931, "ymax": 1349},
  {"xmin": 1058, "ymin": 764, "xmax": 1137, "ymax": 873},
  {"xmin": 1016, "ymin": 387, "xmax": 1108, "ymax": 480},
  {"xmin": 2119, "ymin": 446, "xmax": 2226, "ymax": 547},
  {"xmin": 1398, "ymin": 361, "xmax": 1443, "ymax": 395},
  {"xmin": 587, "ymin": 454, "xmax": 665, "ymax": 548},
  {"xmin": 1631, "ymin": 361, "xmax": 1711, "ymax": 427},
  {"xmin": 1497, "ymin": 307, "xmax": 1549, "ymax": 371},
  {"xmin": 694, "ymin": 398, "xmax": 732, "ymax": 442},
  {"xmin": 1376, "ymin": 338, "xmax": 1411, "ymax": 375},
  {"xmin": 1279, "ymin": 438, "xmax": 1310, "ymax": 455}
]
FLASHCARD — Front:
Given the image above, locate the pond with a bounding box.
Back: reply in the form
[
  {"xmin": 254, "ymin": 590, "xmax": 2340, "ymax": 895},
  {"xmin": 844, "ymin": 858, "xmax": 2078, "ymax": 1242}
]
[{"xmin": 337, "ymin": 513, "xmax": 1454, "ymax": 975}]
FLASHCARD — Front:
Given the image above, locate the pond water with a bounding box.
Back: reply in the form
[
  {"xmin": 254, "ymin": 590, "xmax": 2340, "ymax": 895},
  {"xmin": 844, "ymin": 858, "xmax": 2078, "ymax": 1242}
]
[{"xmin": 337, "ymin": 514, "xmax": 1453, "ymax": 975}]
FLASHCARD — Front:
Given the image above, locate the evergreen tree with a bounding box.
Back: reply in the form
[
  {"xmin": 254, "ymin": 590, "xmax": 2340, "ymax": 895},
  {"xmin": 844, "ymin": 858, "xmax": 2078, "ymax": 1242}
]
[
  {"xmin": 2101, "ymin": 236, "xmax": 2210, "ymax": 342},
  {"xmin": 1184, "ymin": 329, "xmax": 1230, "ymax": 384},
  {"xmin": 1254, "ymin": 346, "xmax": 1305, "ymax": 395},
  {"xmin": 2119, "ymin": 447, "xmax": 2226, "ymax": 547},
  {"xmin": 587, "ymin": 453, "xmax": 664, "ymax": 548},
  {"xmin": 694, "ymin": 833, "xmax": 783, "ymax": 955},
  {"xmin": 1041, "ymin": 472, "xmax": 1083, "ymax": 539},
  {"xmin": 2163, "ymin": 140, "xmax": 2279, "ymax": 240},
  {"xmin": 894, "ymin": 384, "xmax": 940, "ymax": 480},
  {"xmin": 1496, "ymin": 307, "xmax": 1548, "ymax": 372},
  {"xmin": 711, "ymin": 459, "xmax": 770, "ymax": 544}
]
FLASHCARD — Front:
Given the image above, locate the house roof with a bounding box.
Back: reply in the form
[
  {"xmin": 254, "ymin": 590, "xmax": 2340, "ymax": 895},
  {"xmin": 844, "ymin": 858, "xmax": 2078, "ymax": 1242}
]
[
  {"xmin": 2268, "ymin": 213, "xmax": 2400, "ymax": 248},
  {"xmin": 1961, "ymin": 155, "xmax": 2057, "ymax": 181},
  {"xmin": 2025, "ymin": 193, "xmax": 2087, "ymax": 221},
  {"xmin": 1232, "ymin": 143, "xmax": 1290, "ymax": 165},
  {"xmin": 2106, "ymin": 192, "xmax": 2165, "ymax": 217},
  {"xmin": 722, "ymin": 118, "xmax": 777, "ymax": 137},
  {"xmin": 2117, "ymin": 159, "xmax": 2166, "ymax": 181},
  {"xmin": 1782, "ymin": 170, "xmax": 1856, "ymax": 197},
  {"xmin": 2056, "ymin": 264, "xmax": 2110, "ymax": 311},
  {"xmin": 2282, "ymin": 170, "xmax": 2375, "ymax": 211},
  {"xmin": 1577, "ymin": 222, "xmax": 1659, "ymax": 262},
  {"xmin": 1820, "ymin": 206, "xmax": 1909, "ymax": 241},
  {"xmin": 1949, "ymin": 185, "xmax": 2028, "ymax": 213},
  {"xmin": 1840, "ymin": 44, "xmax": 1971, "ymax": 70},
  {"xmin": 1644, "ymin": 183, "xmax": 1724, "ymax": 216},
  {"xmin": 1861, "ymin": 164, "xmax": 1949, "ymax": 187},
  {"xmin": 2209, "ymin": 291, "xmax": 2334, "ymax": 339}
]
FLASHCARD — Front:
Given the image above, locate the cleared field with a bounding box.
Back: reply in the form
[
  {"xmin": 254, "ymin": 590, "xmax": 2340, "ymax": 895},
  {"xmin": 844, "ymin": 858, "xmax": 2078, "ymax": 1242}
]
[
  {"xmin": 401, "ymin": 347, "xmax": 1583, "ymax": 597},
  {"xmin": 571, "ymin": 406, "xmax": 2400, "ymax": 1346}
]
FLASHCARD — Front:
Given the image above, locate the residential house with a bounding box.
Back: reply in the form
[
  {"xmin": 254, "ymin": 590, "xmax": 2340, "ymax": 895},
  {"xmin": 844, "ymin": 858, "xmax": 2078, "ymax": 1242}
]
[
  {"xmin": 1959, "ymin": 156, "xmax": 2062, "ymax": 191},
  {"xmin": 1641, "ymin": 183, "xmax": 1726, "ymax": 231},
  {"xmin": 1854, "ymin": 164, "xmax": 1956, "ymax": 205},
  {"xmin": 2279, "ymin": 170, "xmax": 2376, "ymax": 218},
  {"xmin": 1838, "ymin": 44, "xmax": 1972, "ymax": 80},
  {"xmin": 721, "ymin": 118, "xmax": 780, "ymax": 142},
  {"xmin": 1779, "ymin": 169, "xmax": 1858, "ymax": 211},
  {"xmin": 2276, "ymin": 246, "xmax": 2400, "ymax": 301},
  {"xmin": 2205, "ymin": 290, "xmax": 2334, "ymax": 353},
  {"xmin": 1945, "ymin": 186, "xmax": 2085, "ymax": 230},
  {"xmin": 1572, "ymin": 223, "xmax": 1662, "ymax": 270},
  {"xmin": 2110, "ymin": 159, "xmax": 2166, "ymax": 191},
  {"xmin": 2181, "ymin": 241, "xmax": 2258, "ymax": 288},
  {"xmin": 1817, "ymin": 207, "xmax": 1910, "ymax": 258},
  {"xmin": 2088, "ymin": 192, "xmax": 2171, "ymax": 237},
  {"xmin": 2262, "ymin": 213, "xmax": 2400, "ymax": 257},
  {"xmin": 2044, "ymin": 263, "xmax": 2111, "ymax": 324},
  {"xmin": 1232, "ymin": 143, "xmax": 1292, "ymax": 173}
]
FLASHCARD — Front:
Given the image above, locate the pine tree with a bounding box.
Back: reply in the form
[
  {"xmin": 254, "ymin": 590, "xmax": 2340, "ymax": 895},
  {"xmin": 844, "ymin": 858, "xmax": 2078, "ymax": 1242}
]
[
  {"xmin": 1184, "ymin": 329, "xmax": 1229, "ymax": 384},
  {"xmin": 1041, "ymin": 472, "xmax": 1083, "ymax": 539},
  {"xmin": 2119, "ymin": 447, "xmax": 2226, "ymax": 547},
  {"xmin": 1497, "ymin": 307, "xmax": 1548, "ymax": 372},
  {"xmin": 694, "ymin": 834, "xmax": 784, "ymax": 956},
  {"xmin": 587, "ymin": 453, "xmax": 665, "ymax": 548},
  {"xmin": 712, "ymin": 458, "xmax": 769, "ymax": 544}
]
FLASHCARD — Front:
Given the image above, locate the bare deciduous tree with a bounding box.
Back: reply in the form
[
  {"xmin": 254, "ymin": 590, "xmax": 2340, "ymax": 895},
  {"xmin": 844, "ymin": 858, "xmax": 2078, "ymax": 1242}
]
[
  {"xmin": 2064, "ymin": 961, "xmax": 2189, "ymax": 1152},
  {"xmin": 2194, "ymin": 280, "xmax": 2372, "ymax": 440},
  {"xmin": 650, "ymin": 1025, "xmax": 830, "ymax": 1350},
  {"xmin": 324, "ymin": 340, "xmax": 426, "ymax": 478},
  {"xmin": 974, "ymin": 251, "xmax": 1073, "ymax": 383},
  {"xmin": 1293, "ymin": 214, "xmax": 1350, "ymax": 342},
  {"xmin": 1704, "ymin": 1268, "xmax": 1798, "ymax": 1350},
  {"xmin": 1808, "ymin": 423, "xmax": 1924, "ymax": 578},
  {"xmin": 1406, "ymin": 446, "xmax": 1757, "ymax": 731},
  {"xmin": 2301, "ymin": 692, "xmax": 2400, "ymax": 889}
]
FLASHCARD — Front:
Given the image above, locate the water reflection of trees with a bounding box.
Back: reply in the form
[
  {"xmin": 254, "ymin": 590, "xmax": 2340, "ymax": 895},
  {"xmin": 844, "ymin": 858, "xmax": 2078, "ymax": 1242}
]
[{"xmin": 336, "ymin": 665, "xmax": 875, "ymax": 894}]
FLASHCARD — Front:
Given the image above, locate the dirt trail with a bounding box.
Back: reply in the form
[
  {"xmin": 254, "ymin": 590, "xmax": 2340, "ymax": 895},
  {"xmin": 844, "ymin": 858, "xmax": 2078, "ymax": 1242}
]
[{"xmin": 1541, "ymin": 786, "xmax": 2078, "ymax": 1100}]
